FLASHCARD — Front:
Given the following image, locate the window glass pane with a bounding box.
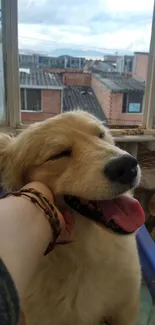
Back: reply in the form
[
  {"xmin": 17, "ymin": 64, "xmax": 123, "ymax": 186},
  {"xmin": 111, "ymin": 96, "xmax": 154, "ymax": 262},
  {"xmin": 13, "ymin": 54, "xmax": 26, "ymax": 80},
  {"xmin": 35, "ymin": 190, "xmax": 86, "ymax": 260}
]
[
  {"xmin": 122, "ymin": 92, "xmax": 143, "ymax": 113},
  {"xmin": 128, "ymin": 103, "xmax": 141, "ymax": 113},
  {"xmin": 26, "ymin": 89, "xmax": 41, "ymax": 111},
  {"xmin": 18, "ymin": 0, "xmax": 154, "ymax": 127},
  {"xmin": 20, "ymin": 89, "xmax": 25, "ymax": 110},
  {"xmin": 122, "ymin": 93, "xmax": 127, "ymax": 113},
  {"xmin": 127, "ymin": 92, "xmax": 142, "ymax": 113}
]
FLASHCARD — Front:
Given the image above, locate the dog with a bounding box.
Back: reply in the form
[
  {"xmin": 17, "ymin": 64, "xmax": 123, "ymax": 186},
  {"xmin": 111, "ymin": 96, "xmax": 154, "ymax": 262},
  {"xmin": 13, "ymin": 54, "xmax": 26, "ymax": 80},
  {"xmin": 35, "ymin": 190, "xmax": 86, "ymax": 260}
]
[{"xmin": 0, "ymin": 111, "xmax": 144, "ymax": 325}]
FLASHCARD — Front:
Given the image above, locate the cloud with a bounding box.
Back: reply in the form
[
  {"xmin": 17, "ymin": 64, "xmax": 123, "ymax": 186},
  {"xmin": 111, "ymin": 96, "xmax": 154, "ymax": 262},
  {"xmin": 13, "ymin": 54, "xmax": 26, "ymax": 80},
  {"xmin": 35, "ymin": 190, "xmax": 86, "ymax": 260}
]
[{"xmin": 18, "ymin": 0, "xmax": 154, "ymax": 53}]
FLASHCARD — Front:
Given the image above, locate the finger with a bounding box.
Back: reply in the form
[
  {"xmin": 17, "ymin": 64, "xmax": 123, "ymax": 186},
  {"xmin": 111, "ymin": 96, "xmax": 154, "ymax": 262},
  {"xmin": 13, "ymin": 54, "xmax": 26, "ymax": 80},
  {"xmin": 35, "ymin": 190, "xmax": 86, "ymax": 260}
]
[{"xmin": 63, "ymin": 209, "xmax": 75, "ymax": 236}]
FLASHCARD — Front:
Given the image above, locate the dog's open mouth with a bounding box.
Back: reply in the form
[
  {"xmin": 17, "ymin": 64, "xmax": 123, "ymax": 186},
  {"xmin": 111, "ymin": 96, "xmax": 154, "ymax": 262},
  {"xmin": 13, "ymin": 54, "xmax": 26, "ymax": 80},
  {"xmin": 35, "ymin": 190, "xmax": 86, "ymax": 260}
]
[{"xmin": 64, "ymin": 195, "xmax": 145, "ymax": 235}]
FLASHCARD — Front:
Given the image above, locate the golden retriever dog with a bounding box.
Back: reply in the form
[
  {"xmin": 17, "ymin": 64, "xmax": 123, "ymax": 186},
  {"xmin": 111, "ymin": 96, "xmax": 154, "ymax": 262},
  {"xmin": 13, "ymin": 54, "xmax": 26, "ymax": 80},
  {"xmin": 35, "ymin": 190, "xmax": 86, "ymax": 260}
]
[{"xmin": 0, "ymin": 111, "xmax": 145, "ymax": 325}]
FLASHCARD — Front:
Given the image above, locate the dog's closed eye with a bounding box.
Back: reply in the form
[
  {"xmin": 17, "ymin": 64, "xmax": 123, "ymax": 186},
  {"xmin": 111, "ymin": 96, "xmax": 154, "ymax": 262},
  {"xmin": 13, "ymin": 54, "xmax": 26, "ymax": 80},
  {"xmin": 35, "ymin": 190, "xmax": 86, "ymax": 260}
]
[
  {"xmin": 99, "ymin": 132, "xmax": 104, "ymax": 139},
  {"xmin": 47, "ymin": 149, "xmax": 72, "ymax": 161}
]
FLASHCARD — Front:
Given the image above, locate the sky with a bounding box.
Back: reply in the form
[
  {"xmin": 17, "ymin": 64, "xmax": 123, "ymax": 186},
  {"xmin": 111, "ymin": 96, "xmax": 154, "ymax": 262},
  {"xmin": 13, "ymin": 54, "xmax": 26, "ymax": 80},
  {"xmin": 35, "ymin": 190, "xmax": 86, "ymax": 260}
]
[{"xmin": 18, "ymin": 0, "xmax": 155, "ymax": 55}]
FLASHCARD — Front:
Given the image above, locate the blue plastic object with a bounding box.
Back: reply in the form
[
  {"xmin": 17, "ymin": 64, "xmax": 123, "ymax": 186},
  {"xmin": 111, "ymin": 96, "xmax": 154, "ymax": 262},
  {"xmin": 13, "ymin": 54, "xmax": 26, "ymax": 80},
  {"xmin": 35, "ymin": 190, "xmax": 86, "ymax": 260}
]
[{"xmin": 136, "ymin": 225, "xmax": 155, "ymax": 301}]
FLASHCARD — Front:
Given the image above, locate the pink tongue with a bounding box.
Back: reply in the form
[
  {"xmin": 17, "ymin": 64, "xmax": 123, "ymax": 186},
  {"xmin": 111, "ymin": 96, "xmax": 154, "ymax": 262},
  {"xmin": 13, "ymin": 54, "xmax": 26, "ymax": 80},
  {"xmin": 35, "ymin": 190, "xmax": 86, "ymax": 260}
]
[{"xmin": 98, "ymin": 195, "xmax": 145, "ymax": 232}]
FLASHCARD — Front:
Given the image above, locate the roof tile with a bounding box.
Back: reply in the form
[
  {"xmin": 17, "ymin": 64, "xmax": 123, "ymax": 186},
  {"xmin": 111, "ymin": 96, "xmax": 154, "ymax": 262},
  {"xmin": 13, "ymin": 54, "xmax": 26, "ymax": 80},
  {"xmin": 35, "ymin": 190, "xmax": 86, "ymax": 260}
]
[
  {"xmin": 63, "ymin": 86, "xmax": 107, "ymax": 123},
  {"xmin": 20, "ymin": 69, "xmax": 63, "ymax": 88},
  {"xmin": 93, "ymin": 73, "xmax": 145, "ymax": 93}
]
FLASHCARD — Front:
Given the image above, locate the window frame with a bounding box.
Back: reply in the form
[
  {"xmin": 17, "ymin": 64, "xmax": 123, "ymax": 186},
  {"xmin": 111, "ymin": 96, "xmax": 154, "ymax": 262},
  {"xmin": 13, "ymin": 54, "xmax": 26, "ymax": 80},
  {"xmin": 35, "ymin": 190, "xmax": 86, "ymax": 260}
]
[
  {"xmin": 2, "ymin": 0, "xmax": 21, "ymax": 128},
  {"xmin": 1, "ymin": 0, "xmax": 155, "ymax": 135},
  {"xmin": 0, "ymin": 10, "xmax": 5, "ymax": 124},
  {"xmin": 21, "ymin": 88, "xmax": 42, "ymax": 113},
  {"xmin": 142, "ymin": 0, "xmax": 155, "ymax": 129},
  {"xmin": 122, "ymin": 92, "xmax": 143, "ymax": 114}
]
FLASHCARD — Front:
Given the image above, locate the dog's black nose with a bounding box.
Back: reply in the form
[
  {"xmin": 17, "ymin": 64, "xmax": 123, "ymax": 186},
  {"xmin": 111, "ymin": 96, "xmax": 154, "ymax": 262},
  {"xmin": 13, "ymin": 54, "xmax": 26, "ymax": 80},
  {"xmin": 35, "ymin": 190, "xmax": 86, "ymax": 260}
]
[{"xmin": 104, "ymin": 154, "xmax": 138, "ymax": 184}]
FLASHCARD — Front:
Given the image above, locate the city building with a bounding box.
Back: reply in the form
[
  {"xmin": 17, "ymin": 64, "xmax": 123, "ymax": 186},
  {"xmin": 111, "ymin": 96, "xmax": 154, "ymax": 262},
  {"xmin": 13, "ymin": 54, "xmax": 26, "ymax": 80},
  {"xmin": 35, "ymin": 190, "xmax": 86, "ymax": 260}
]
[
  {"xmin": 20, "ymin": 69, "xmax": 63, "ymax": 123},
  {"xmin": 83, "ymin": 60, "xmax": 115, "ymax": 73},
  {"xmin": 62, "ymin": 71, "xmax": 91, "ymax": 86},
  {"xmin": 132, "ymin": 52, "xmax": 149, "ymax": 82},
  {"xmin": 19, "ymin": 53, "xmax": 86, "ymax": 70},
  {"xmin": 20, "ymin": 68, "xmax": 145, "ymax": 127},
  {"xmin": 83, "ymin": 60, "xmax": 95, "ymax": 73},
  {"xmin": 93, "ymin": 61, "xmax": 116, "ymax": 73},
  {"xmin": 116, "ymin": 55, "xmax": 133, "ymax": 74},
  {"xmin": 103, "ymin": 54, "xmax": 121, "ymax": 63},
  {"xmin": 19, "ymin": 69, "xmax": 105, "ymax": 124},
  {"xmin": 91, "ymin": 73, "xmax": 145, "ymax": 126}
]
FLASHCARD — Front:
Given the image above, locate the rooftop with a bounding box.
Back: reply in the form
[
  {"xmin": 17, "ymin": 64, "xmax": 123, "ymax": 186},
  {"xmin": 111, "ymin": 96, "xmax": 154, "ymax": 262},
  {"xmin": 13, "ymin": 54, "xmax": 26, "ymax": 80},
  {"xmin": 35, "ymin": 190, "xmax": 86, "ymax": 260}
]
[
  {"xmin": 134, "ymin": 52, "xmax": 149, "ymax": 55},
  {"xmin": 93, "ymin": 61, "xmax": 115, "ymax": 73},
  {"xmin": 63, "ymin": 86, "xmax": 107, "ymax": 123},
  {"xmin": 83, "ymin": 60, "xmax": 95, "ymax": 71},
  {"xmin": 20, "ymin": 69, "xmax": 63, "ymax": 89},
  {"xmin": 93, "ymin": 73, "xmax": 145, "ymax": 93},
  {"xmin": 116, "ymin": 55, "xmax": 133, "ymax": 60}
]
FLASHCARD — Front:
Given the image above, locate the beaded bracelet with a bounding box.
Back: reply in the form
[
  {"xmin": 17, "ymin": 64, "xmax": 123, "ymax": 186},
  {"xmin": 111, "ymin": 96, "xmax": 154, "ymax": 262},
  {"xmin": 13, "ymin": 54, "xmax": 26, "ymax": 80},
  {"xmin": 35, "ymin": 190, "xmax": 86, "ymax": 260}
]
[{"xmin": 0, "ymin": 188, "xmax": 61, "ymax": 255}]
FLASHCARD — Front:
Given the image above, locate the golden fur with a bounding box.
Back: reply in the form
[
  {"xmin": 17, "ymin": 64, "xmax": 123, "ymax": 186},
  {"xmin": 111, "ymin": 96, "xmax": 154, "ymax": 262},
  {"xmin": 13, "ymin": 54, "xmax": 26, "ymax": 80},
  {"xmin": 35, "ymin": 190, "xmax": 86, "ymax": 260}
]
[{"xmin": 0, "ymin": 111, "xmax": 141, "ymax": 325}]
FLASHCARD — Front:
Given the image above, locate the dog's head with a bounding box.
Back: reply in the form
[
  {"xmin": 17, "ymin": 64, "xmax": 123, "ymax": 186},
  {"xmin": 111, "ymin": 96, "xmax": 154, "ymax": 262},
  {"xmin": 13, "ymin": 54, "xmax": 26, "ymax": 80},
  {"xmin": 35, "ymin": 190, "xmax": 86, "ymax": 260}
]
[
  {"xmin": 0, "ymin": 111, "xmax": 144, "ymax": 233},
  {"xmin": 0, "ymin": 111, "xmax": 140, "ymax": 197}
]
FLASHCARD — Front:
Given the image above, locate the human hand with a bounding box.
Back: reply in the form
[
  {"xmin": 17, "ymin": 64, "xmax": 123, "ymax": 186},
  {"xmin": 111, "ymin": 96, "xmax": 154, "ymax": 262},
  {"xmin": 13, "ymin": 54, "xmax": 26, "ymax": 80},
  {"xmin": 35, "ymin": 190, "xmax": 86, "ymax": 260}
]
[{"xmin": 22, "ymin": 182, "xmax": 74, "ymax": 244}]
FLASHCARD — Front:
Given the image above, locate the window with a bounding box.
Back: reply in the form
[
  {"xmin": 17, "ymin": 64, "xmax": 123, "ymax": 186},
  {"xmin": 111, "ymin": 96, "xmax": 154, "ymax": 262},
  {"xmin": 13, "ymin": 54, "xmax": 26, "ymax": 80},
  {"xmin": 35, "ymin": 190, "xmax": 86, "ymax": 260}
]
[
  {"xmin": 21, "ymin": 89, "xmax": 41, "ymax": 111},
  {"xmin": 128, "ymin": 103, "xmax": 141, "ymax": 113},
  {"xmin": 39, "ymin": 56, "xmax": 49, "ymax": 67},
  {"xmin": 122, "ymin": 93, "xmax": 127, "ymax": 113},
  {"xmin": 0, "ymin": 0, "xmax": 153, "ymax": 129},
  {"xmin": 122, "ymin": 92, "xmax": 143, "ymax": 113}
]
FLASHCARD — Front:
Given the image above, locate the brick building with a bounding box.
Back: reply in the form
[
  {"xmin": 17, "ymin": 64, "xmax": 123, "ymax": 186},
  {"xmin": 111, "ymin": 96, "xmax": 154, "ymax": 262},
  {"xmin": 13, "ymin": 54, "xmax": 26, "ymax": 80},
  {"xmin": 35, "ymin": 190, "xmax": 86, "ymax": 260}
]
[
  {"xmin": 20, "ymin": 62, "xmax": 146, "ymax": 127},
  {"xmin": 62, "ymin": 72, "xmax": 91, "ymax": 86},
  {"xmin": 44, "ymin": 68, "xmax": 91, "ymax": 86},
  {"xmin": 20, "ymin": 69, "xmax": 63, "ymax": 123},
  {"xmin": 20, "ymin": 69, "xmax": 105, "ymax": 124},
  {"xmin": 91, "ymin": 73, "xmax": 144, "ymax": 126},
  {"xmin": 132, "ymin": 52, "xmax": 149, "ymax": 82}
]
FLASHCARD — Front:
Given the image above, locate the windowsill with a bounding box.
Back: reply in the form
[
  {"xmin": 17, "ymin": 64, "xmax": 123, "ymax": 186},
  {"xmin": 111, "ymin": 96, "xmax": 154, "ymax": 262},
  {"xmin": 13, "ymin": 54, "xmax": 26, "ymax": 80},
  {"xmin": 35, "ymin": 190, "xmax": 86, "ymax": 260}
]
[
  {"xmin": 0, "ymin": 123, "xmax": 155, "ymax": 138},
  {"xmin": 15, "ymin": 124, "xmax": 155, "ymax": 136},
  {"xmin": 21, "ymin": 110, "xmax": 43, "ymax": 113}
]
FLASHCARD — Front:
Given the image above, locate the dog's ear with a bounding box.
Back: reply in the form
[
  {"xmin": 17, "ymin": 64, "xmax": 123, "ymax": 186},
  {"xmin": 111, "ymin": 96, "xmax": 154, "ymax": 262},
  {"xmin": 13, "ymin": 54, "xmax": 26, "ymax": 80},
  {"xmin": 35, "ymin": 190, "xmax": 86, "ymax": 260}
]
[
  {"xmin": 0, "ymin": 133, "xmax": 13, "ymax": 148},
  {"xmin": 0, "ymin": 133, "xmax": 14, "ymax": 185},
  {"xmin": 0, "ymin": 133, "xmax": 13, "ymax": 160}
]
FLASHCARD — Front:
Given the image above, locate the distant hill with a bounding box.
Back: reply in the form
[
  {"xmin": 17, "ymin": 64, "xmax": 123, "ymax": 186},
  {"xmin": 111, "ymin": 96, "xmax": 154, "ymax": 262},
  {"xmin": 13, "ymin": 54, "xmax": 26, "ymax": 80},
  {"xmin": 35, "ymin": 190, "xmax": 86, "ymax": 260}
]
[
  {"xmin": 50, "ymin": 48, "xmax": 105, "ymax": 58},
  {"xmin": 19, "ymin": 47, "xmax": 133, "ymax": 58},
  {"xmin": 19, "ymin": 48, "xmax": 107, "ymax": 58}
]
